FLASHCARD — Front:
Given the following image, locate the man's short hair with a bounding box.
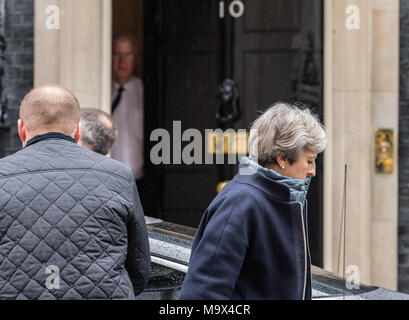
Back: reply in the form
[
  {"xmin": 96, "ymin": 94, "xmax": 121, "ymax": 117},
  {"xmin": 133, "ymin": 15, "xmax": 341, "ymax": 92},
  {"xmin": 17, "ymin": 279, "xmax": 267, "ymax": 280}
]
[
  {"xmin": 80, "ymin": 108, "xmax": 117, "ymax": 155},
  {"xmin": 19, "ymin": 85, "xmax": 81, "ymax": 135},
  {"xmin": 113, "ymin": 33, "xmax": 138, "ymax": 54}
]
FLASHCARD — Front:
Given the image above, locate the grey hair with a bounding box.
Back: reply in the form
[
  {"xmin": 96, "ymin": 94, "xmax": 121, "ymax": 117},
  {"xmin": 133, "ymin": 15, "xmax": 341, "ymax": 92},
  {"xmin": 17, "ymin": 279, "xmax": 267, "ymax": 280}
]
[
  {"xmin": 248, "ymin": 102, "xmax": 327, "ymax": 166},
  {"xmin": 113, "ymin": 33, "xmax": 138, "ymax": 54},
  {"xmin": 79, "ymin": 108, "xmax": 118, "ymax": 156}
]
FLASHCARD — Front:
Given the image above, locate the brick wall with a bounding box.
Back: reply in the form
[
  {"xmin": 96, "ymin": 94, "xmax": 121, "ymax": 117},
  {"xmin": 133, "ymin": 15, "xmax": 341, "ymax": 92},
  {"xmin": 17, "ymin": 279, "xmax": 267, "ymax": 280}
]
[
  {"xmin": 399, "ymin": 0, "xmax": 409, "ymax": 294},
  {"xmin": 0, "ymin": 0, "xmax": 33, "ymax": 156}
]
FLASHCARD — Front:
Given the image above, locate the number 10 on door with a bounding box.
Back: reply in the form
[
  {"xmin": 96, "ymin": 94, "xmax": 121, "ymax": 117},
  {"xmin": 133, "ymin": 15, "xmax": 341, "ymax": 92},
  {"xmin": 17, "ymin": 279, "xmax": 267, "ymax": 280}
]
[{"xmin": 219, "ymin": 1, "xmax": 245, "ymax": 19}]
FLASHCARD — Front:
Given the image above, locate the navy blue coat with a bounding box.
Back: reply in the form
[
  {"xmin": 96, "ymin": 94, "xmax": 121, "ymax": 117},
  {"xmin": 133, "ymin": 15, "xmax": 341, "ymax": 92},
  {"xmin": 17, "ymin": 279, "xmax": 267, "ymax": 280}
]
[{"xmin": 179, "ymin": 168, "xmax": 312, "ymax": 300}]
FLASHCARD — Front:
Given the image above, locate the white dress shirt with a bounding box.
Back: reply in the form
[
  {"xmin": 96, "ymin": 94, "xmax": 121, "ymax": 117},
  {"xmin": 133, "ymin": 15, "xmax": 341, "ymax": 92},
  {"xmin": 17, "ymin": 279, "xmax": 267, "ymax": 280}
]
[{"xmin": 111, "ymin": 77, "xmax": 144, "ymax": 180}]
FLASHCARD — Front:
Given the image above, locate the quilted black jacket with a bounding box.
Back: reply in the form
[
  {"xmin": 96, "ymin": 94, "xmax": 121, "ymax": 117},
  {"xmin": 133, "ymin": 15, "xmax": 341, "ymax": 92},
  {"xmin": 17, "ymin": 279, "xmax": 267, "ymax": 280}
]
[{"xmin": 0, "ymin": 133, "xmax": 150, "ymax": 299}]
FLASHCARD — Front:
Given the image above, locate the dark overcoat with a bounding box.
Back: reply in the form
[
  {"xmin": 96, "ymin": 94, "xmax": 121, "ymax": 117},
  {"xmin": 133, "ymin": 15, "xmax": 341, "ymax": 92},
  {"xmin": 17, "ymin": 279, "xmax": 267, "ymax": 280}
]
[{"xmin": 179, "ymin": 168, "xmax": 312, "ymax": 300}]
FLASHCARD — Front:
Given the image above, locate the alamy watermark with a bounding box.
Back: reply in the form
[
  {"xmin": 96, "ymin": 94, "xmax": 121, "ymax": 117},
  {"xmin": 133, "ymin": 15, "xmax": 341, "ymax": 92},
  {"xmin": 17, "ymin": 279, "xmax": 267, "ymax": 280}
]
[
  {"xmin": 150, "ymin": 121, "xmax": 257, "ymax": 168},
  {"xmin": 45, "ymin": 265, "xmax": 60, "ymax": 290},
  {"xmin": 346, "ymin": 5, "xmax": 360, "ymax": 30},
  {"xmin": 45, "ymin": 5, "xmax": 60, "ymax": 30},
  {"xmin": 345, "ymin": 264, "xmax": 360, "ymax": 290}
]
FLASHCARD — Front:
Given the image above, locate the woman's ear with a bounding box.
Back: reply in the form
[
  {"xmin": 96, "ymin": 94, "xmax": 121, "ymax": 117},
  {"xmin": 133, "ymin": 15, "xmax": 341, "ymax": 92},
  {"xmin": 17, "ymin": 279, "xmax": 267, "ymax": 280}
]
[{"xmin": 276, "ymin": 156, "xmax": 288, "ymax": 170}]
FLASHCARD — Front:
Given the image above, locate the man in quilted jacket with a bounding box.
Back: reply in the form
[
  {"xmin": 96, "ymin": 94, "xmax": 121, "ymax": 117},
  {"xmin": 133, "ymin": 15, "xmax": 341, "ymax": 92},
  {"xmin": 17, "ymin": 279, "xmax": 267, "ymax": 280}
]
[{"xmin": 0, "ymin": 85, "xmax": 150, "ymax": 299}]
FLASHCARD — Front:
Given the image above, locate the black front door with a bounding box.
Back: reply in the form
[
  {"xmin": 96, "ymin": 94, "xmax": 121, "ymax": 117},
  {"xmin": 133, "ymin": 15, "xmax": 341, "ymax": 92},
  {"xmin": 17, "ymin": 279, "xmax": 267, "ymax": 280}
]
[{"xmin": 144, "ymin": 0, "xmax": 324, "ymax": 266}]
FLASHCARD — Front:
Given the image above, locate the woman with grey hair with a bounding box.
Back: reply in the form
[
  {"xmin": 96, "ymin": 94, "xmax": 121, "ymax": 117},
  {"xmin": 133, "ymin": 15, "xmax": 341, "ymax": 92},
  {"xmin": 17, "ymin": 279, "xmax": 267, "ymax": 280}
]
[{"xmin": 179, "ymin": 102, "xmax": 327, "ymax": 300}]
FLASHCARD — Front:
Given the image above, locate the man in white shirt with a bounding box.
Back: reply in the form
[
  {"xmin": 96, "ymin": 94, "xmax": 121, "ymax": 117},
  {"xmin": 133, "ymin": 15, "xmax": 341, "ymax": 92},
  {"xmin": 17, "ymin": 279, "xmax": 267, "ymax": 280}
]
[
  {"xmin": 111, "ymin": 34, "xmax": 144, "ymax": 180},
  {"xmin": 111, "ymin": 34, "xmax": 160, "ymax": 217}
]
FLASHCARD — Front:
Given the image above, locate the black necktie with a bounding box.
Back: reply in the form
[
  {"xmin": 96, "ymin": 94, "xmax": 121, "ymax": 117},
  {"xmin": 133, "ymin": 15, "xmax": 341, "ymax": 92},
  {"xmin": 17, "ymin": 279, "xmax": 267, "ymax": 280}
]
[{"xmin": 112, "ymin": 87, "xmax": 124, "ymax": 114}]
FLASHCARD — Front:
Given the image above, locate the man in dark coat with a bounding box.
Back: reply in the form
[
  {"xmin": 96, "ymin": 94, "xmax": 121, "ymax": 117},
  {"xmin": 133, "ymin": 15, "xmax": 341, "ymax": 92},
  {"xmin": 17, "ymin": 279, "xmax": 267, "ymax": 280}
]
[{"xmin": 0, "ymin": 85, "xmax": 150, "ymax": 299}]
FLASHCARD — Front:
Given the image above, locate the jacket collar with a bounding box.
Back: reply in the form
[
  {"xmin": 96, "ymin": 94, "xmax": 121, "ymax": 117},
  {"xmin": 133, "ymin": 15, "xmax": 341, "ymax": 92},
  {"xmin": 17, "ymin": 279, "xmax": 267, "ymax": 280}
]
[
  {"xmin": 241, "ymin": 156, "xmax": 311, "ymax": 203},
  {"xmin": 25, "ymin": 132, "xmax": 77, "ymax": 148},
  {"xmin": 234, "ymin": 164, "xmax": 291, "ymax": 202},
  {"xmin": 113, "ymin": 77, "xmax": 137, "ymax": 91}
]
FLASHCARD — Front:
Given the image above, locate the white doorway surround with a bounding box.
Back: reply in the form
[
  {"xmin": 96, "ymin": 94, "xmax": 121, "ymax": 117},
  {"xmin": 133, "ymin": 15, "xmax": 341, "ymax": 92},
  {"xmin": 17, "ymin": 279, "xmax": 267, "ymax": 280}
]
[
  {"xmin": 34, "ymin": 0, "xmax": 112, "ymax": 113},
  {"xmin": 323, "ymin": 0, "xmax": 399, "ymax": 290}
]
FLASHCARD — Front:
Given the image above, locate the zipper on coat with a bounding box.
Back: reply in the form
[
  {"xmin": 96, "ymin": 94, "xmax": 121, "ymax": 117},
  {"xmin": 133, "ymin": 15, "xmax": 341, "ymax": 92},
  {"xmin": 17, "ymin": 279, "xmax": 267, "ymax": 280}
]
[
  {"xmin": 298, "ymin": 201, "xmax": 307, "ymax": 300},
  {"xmin": 304, "ymin": 200, "xmax": 313, "ymax": 299}
]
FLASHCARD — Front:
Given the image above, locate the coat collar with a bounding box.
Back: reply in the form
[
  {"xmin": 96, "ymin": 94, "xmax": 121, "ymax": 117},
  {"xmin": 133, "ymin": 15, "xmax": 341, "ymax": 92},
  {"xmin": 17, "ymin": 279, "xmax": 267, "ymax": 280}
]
[
  {"xmin": 241, "ymin": 156, "xmax": 311, "ymax": 203},
  {"xmin": 25, "ymin": 132, "xmax": 76, "ymax": 148},
  {"xmin": 234, "ymin": 164, "xmax": 291, "ymax": 202}
]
